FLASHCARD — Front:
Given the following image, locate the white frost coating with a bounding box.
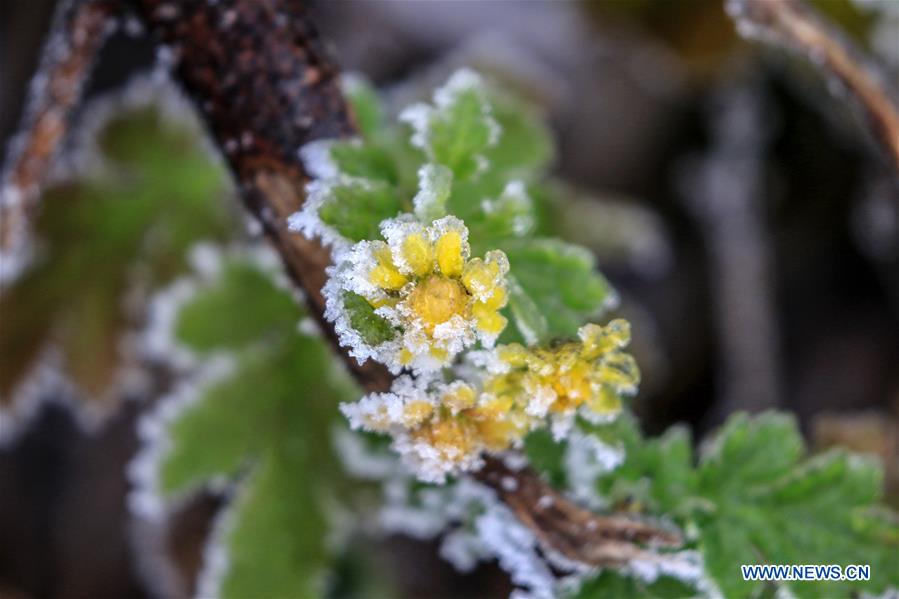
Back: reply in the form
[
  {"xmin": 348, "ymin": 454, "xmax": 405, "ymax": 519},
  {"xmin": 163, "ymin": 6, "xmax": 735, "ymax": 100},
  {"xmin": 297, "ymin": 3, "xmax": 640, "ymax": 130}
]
[
  {"xmin": 141, "ymin": 243, "xmax": 287, "ymax": 370},
  {"xmin": 299, "ymin": 138, "xmax": 340, "ymax": 180},
  {"xmin": 475, "ymin": 501, "xmax": 557, "ymax": 599},
  {"xmin": 563, "ymin": 429, "xmax": 625, "ymax": 509},
  {"xmin": 0, "ymin": 348, "xmax": 76, "ymax": 446},
  {"xmin": 287, "ymin": 178, "xmax": 350, "ymax": 253},
  {"xmin": 481, "ymin": 180, "xmax": 535, "ymax": 237},
  {"xmin": 194, "ymin": 486, "xmax": 236, "ymax": 599},
  {"xmin": 412, "ymin": 163, "xmax": 452, "ymax": 223},
  {"xmin": 127, "ymin": 354, "xmax": 235, "ymax": 521},
  {"xmin": 399, "ymin": 68, "xmax": 501, "ymax": 175}
]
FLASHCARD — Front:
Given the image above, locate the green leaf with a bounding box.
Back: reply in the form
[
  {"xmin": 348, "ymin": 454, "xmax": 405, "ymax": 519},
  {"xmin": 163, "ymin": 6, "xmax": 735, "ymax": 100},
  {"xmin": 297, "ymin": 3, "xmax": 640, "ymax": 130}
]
[
  {"xmin": 403, "ymin": 70, "xmax": 498, "ymax": 180},
  {"xmin": 317, "ymin": 178, "xmax": 405, "ymax": 242},
  {"xmin": 413, "ymin": 163, "xmax": 453, "ymax": 223},
  {"xmin": 343, "ymin": 292, "xmax": 397, "ymax": 346},
  {"xmin": 588, "ymin": 412, "xmax": 899, "ymax": 598},
  {"xmin": 343, "ymin": 75, "xmax": 384, "ymax": 140},
  {"xmin": 329, "ymin": 141, "xmax": 398, "ymax": 184},
  {"xmin": 573, "ymin": 569, "xmax": 697, "ymax": 599},
  {"xmin": 501, "ymin": 238, "xmax": 614, "ymax": 341},
  {"xmin": 485, "ymin": 90, "xmax": 554, "ymax": 176},
  {"xmin": 0, "ymin": 104, "xmax": 234, "ymax": 405},
  {"xmin": 175, "ymin": 260, "xmax": 302, "ymax": 353},
  {"xmin": 218, "ymin": 450, "xmax": 331, "ymax": 599},
  {"xmin": 148, "ymin": 258, "xmax": 361, "ymax": 598}
]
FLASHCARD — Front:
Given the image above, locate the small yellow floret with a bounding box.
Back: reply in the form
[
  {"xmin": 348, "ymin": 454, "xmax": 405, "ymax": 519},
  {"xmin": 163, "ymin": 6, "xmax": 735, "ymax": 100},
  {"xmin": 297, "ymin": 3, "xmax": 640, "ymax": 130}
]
[
  {"xmin": 401, "ymin": 233, "xmax": 434, "ymax": 277},
  {"xmin": 472, "ymin": 301, "xmax": 507, "ymax": 336},
  {"xmin": 370, "ymin": 244, "xmax": 408, "ymax": 290},
  {"xmin": 436, "ymin": 231, "xmax": 464, "ymax": 277}
]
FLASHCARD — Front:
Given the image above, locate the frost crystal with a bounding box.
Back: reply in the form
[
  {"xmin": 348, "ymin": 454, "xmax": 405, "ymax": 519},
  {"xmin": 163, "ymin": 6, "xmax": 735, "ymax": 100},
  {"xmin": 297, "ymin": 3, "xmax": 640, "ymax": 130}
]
[{"xmin": 326, "ymin": 215, "xmax": 509, "ymax": 373}]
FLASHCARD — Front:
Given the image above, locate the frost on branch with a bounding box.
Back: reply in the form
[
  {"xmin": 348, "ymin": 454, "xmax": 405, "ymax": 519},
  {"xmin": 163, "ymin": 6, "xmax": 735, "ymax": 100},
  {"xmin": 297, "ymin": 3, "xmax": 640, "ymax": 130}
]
[
  {"xmin": 325, "ymin": 215, "xmax": 510, "ymax": 373},
  {"xmin": 342, "ymin": 320, "xmax": 638, "ymax": 482}
]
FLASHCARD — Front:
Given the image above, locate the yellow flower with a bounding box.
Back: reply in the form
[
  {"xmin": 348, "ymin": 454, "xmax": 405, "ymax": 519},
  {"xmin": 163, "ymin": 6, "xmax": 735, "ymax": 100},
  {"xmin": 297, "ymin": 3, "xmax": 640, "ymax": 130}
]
[
  {"xmin": 489, "ymin": 319, "xmax": 639, "ymax": 428},
  {"xmin": 334, "ymin": 216, "xmax": 509, "ymax": 373},
  {"xmin": 341, "ymin": 320, "xmax": 639, "ymax": 482}
]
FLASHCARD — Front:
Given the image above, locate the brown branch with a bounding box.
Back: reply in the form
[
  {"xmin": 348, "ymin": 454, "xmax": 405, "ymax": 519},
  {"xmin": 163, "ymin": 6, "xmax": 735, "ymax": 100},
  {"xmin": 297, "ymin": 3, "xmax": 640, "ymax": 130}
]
[
  {"xmin": 727, "ymin": 0, "xmax": 899, "ymax": 171},
  {"xmin": 0, "ymin": 0, "xmax": 118, "ymax": 254},
  {"xmin": 128, "ymin": 0, "xmax": 680, "ymax": 567}
]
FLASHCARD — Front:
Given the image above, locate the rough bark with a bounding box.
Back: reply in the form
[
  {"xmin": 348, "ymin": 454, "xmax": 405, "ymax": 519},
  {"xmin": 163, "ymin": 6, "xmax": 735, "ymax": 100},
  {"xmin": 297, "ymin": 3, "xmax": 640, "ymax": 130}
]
[{"xmin": 0, "ymin": 0, "xmax": 117, "ymax": 256}]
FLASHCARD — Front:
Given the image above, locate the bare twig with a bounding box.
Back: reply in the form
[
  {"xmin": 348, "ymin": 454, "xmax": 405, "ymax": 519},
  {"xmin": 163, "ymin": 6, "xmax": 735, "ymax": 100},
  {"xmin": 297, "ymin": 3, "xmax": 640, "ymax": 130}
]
[
  {"xmin": 726, "ymin": 0, "xmax": 899, "ymax": 171},
  {"xmin": 126, "ymin": 0, "xmax": 679, "ymax": 568},
  {"xmin": 0, "ymin": 0, "xmax": 117, "ymax": 256}
]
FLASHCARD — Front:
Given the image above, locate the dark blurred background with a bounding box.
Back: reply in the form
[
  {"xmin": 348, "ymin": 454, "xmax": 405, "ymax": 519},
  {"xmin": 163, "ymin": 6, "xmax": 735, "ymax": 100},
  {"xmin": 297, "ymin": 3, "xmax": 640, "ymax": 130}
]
[{"xmin": 1, "ymin": 1, "xmax": 897, "ymax": 597}]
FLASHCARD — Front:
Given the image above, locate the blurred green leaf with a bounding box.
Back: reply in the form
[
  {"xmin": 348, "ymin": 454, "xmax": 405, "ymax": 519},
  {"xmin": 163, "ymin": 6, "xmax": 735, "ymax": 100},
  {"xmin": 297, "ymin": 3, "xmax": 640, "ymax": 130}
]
[
  {"xmin": 0, "ymin": 105, "xmax": 234, "ymax": 404},
  {"xmin": 154, "ymin": 255, "xmax": 359, "ymax": 598},
  {"xmin": 175, "ymin": 261, "xmax": 299, "ymax": 354}
]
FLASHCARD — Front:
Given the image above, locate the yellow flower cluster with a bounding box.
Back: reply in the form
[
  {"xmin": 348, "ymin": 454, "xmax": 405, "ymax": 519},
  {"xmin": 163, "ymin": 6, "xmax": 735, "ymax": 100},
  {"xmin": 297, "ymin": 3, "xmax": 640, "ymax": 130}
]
[
  {"xmin": 341, "ymin": 319, "xmax": 639, "ymax": 482},
  {"xmin": 336, "ymin": 216, "xmax": 509, "ymax": 373}
]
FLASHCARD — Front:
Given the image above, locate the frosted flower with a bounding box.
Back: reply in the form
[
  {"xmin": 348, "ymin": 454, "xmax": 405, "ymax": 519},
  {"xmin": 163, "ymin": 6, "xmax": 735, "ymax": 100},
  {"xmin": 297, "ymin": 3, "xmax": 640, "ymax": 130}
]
[
  {"xmin": 341, "ymin": 376, "xmax": 528, "ymax": 483},
  {"xmin": 328, "ymin": 215, "xmax": 509, "ymax": 373},
  {"xmin": 488, "ymin": 319, "xmax": 639, "ymax": 437},
  {"xmin": 341, "ymin": 319, "xmax": 638, "ymax": 482}
]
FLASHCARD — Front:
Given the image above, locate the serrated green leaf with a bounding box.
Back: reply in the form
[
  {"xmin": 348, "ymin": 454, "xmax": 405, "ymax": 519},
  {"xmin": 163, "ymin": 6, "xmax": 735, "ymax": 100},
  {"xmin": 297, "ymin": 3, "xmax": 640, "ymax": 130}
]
[
  {"xmin": 343, "ymin": 292, "xmax": 397, "ymax": 346},
  {"xmin": 405, "ymin": 72, "xmax": 498, "ymax": 180},
  {"xmin": 175, "ymin": 260, "xmax": 302, "ymax": 353},
  {"xmin": 318, "ymin": 179, "xmax": 405, "ymax": 242},
  {"xmin": 151, "ymin": 257, "xmax": 361, "ymax": 598},
  {"xmin": 587, "ymin": 411, "xmax": 899, "ymax": 598},
  {"xmin": 502, "ymin": 238, "xmax": 614, "ymax": 341}
]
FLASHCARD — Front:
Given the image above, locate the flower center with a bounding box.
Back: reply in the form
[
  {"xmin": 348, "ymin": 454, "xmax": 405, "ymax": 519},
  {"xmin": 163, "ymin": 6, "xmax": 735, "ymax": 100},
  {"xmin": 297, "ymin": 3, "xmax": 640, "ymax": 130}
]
[{"xmin": 407, "ymin": 276, "xmax": 469, "ymax": 333}]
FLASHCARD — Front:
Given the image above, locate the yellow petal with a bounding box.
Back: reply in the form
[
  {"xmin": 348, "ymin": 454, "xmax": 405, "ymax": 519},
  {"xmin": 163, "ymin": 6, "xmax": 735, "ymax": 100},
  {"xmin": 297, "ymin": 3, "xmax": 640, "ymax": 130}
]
[
  {"xmin": 473, "ymin": 302, "xmax": 507, "ymax": 336},
  {"xmin": 401, "ymin": 233, "xmax": 434, "ymax": 277},
  {"xmin": 482, "ymin": 285, "xmax": 508, "ymax": 310},
  {"xmin": 370, "ymin": 265, "xmax": 408, "ymax": 291},
  {"xmin": 436, "ymin": 231, "xmax": 464, "ymax": 277}
]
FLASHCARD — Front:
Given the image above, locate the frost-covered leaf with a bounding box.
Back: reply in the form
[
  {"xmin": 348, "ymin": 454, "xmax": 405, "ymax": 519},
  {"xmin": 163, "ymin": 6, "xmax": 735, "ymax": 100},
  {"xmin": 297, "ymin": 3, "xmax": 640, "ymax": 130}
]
[
  {"xmin": 582, "ymin": 412, "xmax": 899, "ymax": 599},
  {"xmin": 316, "ymin": 178, "xmax": 406, "ymax": 242},
  {"xmin": 400, "ymin": 69, "xmax": 499, "ymax": 180},
  {"xmin": 140, "ymin": 256, "xmax": 359, "ymax": 599},
  {"xmin": 342, "ymin": 291, "xmax": 397, "ymax": 346},
  {"xmin": 502, "ymin": 239, "xmax": 615, "ymax": 342},
  {"xmin": 0, "ymin": 104, "xmax": 234, "ymax": 407},
  {"xmin": 412, "ymin": 164, "xmax": 452, "ymax": 223}
]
